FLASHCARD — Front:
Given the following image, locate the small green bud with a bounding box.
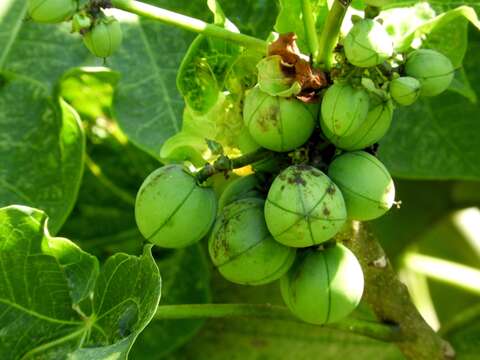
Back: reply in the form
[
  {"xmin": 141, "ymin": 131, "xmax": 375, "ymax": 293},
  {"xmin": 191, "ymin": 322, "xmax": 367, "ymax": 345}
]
[
  {"xmin": 405, "ymin": 49, "xmax": 454, "ymax": 97},
  {"xmin": 321, "ymin": 83, "xmax": 370, "ymax": 138},
  {"xmin": 83, "ymin": 16, "xmax": 123, "ymax": 58},
  {"xmin": 389, "ymin": 76, "xmax": 421, "ymax": 105},
  {"xmin": 281, "ymin": 244, "xmax": 364, "ymax": 325},
  {"xmin": 209, "ymin": 198, "xmax": 296, "ymax": 285},
  {"xmin": 257, "ymin": 55, "xmax": 302, "ymax": 97},
  {"xmin": 72, "ymin": 12, "xmax": 92, "ymax": 33},
  {"xmin": 328, "ymin": 151, "xmax": 395, "ymax": 221},
  {"xmin": 243, "ymin": 85, "xmax": 317, "ymax": 152},
  {"xmin": 28, "ymin": 0, "xmax": 76, "ymax": 24},
  {"xmin": 322, "ymin": 98, "xmax": 394, "ymax": 150},
  {"xmin": 344, "ymin": 19, "xmax": 393, "ymax": 68},
  {"xmin": 135, "ymin": 165, "xmax": 217, "ymax": 248},
  {"xmin": 265, "ymin": 165, "xmax": 347, "ymax": 248}
]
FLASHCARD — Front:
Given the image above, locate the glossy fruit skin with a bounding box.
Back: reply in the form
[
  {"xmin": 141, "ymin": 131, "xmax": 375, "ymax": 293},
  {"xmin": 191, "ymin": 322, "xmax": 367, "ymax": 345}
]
[
  {"xmin": 243, "ymin": 85, "xmax": 317, "ymax": 152},
  {"xmin": 83, "ymin": 16, "xmax": 123, "ymax": 58},
  {"xmin": 344, "ymin": 19, "xmax": 393, "ymax": 68},
  {"xmin": 135, "ymin": 165, "xmax": 217, "ymax": 248},
  {"xmin": 321, "ymin": 83, "xmax": 370, "ymax": 138},
  {"xmin": 322, "ymin": 98, "xmax": 394, "ymax": 150},
  {"xmin": 28, "ymin": 0, "xmax": 76, "ymax": 24},
  {"xmin": 405, "ymin": 49, "xmax": 454, "ymax": 96},
  {"xmin": 209, "ymin": 198, "xmax": 296, "ymax": 285},
  {"xmin": 328, "ymin": 151, "xmax": 395, "ymax": 221},
  {"xmin": 218, "ymin": 175, "xmax": 262, "ymax": 212},
  {"xmin": 390, "ymin": 77, "xmax": 421, "ymax": 105},
  {"xmin": 265, "ymin": 165, "xmax": 347, "ymax": 248},
  {"xmin": 281, "ymin": 244, "xmax": 364, "ymax": 325}
]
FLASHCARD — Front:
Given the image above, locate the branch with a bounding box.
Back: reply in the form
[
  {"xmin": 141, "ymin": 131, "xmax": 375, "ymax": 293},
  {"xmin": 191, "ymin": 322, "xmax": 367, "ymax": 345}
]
[
  {"xmin": 154, "ymin": 303, "xmax": 401, "ymax": 342},
  {"xmin": 110, "ymin": 0, "xmax": 267, "ymax": 53},
  {"xmin": 316, "ymin": 0, "xmax": 349, "ymax": 69},
  {"xmin": 337, "ymin": 222, "xmax": 455, "ymax": 360}
]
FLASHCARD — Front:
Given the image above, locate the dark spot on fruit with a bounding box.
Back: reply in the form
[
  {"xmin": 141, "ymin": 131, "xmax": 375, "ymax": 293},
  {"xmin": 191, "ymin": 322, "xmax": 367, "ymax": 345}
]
[
  {"xmin": 257, "ymin": 105, "xmax": 280, "ymax": 132},
  {"xmin": 323, "ymin": 207, "xmax": 330, "ymax": 216},
  {"xmin": 326, "ymin": 185, "xmax": 336, "ymax": 194}
]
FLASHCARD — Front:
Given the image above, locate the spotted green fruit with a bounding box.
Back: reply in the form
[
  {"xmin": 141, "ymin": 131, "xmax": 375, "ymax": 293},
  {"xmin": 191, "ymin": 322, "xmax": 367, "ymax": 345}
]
[
  {"xmin": 390, "ymin": 77, "xmax": 421, "ymax": 105},
  {"xmin": 243, "ymin": 85, "xmax": 317, "ymax": 152},
  {"xmin": 281, "ymin": 244, "xmax": 364, "ymax": 325},
  {"xmin": 28, "ymin": 0, "xmax": 76, "ymax": 24},
  {"xmin": 83, "ymin": 16, "xmax": 123, "ymax": 58},
  {"xmin": 265, "ymin": 165, "xmax": 347, "ymax": 248},
  {"xmin": 328, "ymin": 151, "xmax": 395, "ymax": 221},
  {"xmin": 344, "ymin": 19, "xmax": 393, "ymax": 68},
  {"xmin": 135, "ymin": 165, "xmax": 217, "ymax": 248},
  {"xmin": 405, "ymin": 49, "xmax": 454, "ymax": 97},
  {"xmin": 322, "ymin": 98, "xmax": 394, "ymax": 150},
  {"xmin": 209, "ymin": 198, "xmax": 296, "ymax": 285},
  {"xmin": 321, "ymin": 83, "xmax": 370, "ymax": 138},
  {"xmin": 218, "ymin": 175, "xmax": 262, "ymax": 212}
]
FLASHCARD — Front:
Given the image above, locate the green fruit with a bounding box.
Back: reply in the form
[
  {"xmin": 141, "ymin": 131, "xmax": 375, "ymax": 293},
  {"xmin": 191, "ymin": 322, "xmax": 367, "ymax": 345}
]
[
  {"xmin": 364, "ymin": 0, "xmax": 389, "ymax": 7},
  {"xmin": 265, "ymin": 165, "xmax": 347, "ymax": 248},
  {"xmin": 28, "ymin": 0, "xmax": 76, "ymax": 24},
  {"xmin": 135, "ymin": 165, "xmax": 217, "ymax": 248},
  {"xmin": 405, "ymin": 49, "xmax": 454, "ymax": 97},
  {"xmin": 389, "ymin": 77, "xmax": 421, "ymax": 105},
  {"xmin": 321, "ymin": 83, "xmax": 370, "ymax": 138},
  {"xmin": 344, "ymin": 19, "xmax": 393, "ymax": 68},
  {"xmin": 322, "ymin": 98, "xmax": 394, "ymax": 150},
  {"xmin": 243, "ymin": 85, "xmax": 317, "ymax": 152},
  {"xmin": 281, "ymin": 244, "xmax": 364, "ymax": 325},
  {"xmin": 328, "ymin": 151, "xmax": 395, "ymax": 221},
  {"xmin": 209, "ymin": 198, "xmax": 296, "ymax": 285},
  {"xmin": 218, "ymin": 174, "xmax": 262, "ymax": 211},
  {"xmin": 83, "ymin": 16, "xmax": 123, "ymax": 58}
]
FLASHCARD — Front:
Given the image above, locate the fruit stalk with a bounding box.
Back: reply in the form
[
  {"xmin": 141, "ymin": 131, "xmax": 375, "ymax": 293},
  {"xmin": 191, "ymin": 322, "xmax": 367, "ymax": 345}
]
[
  {"xmin": 338, "ymin": 222, "xmax": 454, "ymax": 359},
  {"xmin": 301, "ymin": 0, "xmax": 319, "ymax": 60},
  {"xmin": 195, "ymin": 148, "xmax": 272, "ymax": 183},
  {"xmin": 110, "ymin": 0, "xmax": 267, "ymax": 52},
  {"xmin": 154, "ymin": 303, "xmax": 401, "ymax": 342},
  {"xmin": 316, "ymin": 0, "xmax": 350, "ymax": 70}
]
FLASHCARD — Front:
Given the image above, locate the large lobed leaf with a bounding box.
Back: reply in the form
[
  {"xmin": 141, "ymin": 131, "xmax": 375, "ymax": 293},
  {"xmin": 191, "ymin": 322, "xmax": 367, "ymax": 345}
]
[{"xmin": 0, "ymin": 206, "xmax": 161, "ymax": 359}]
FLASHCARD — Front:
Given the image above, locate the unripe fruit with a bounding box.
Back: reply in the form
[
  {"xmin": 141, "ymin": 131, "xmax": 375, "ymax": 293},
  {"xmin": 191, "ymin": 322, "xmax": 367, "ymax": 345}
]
[
  {"xmin": 83, "ymin": 16, "xmax": 123, "ymax": 58},
  {"xmin": 243, "ymin": 85, "xmax": 317, "ymax": 152},
  {"xmin": 328, "ymin": 151, "xmax": 395, "ymax": 221},
  {"xmin": 28, "ymin": 0, "xmax": 76, "ymax": 24},
  {"xmin": 321, "ymin": 83, "xmax": 370, "ymax": 138},
  {"xmin": 218, "ymin": 175, "xmax": 262, "ymax": 211},
  {"xmin": 135, "ymin": 165, "xmax": 217, "ymax": 248},
  {"xmin": 209, "ymin": 198, "xmax": 296, "ymax": 285},
  {"xmin": 281, "ymin": 244, "xmax": 364, "ymax": 325},
  {"xmin": 405, "ymin": 49, "xmax": 454, "ymax": 96},
  {"xmin": 344, "ymin": 19, "xmax": 394, "ymax": 68},
  {"xmin": 265, "ymin": 165, "xmax": 347, "ymax": 248},
  {"xmin": 322, "ymin": 98, "xmax": 394, "ymax": 150},
  {"xmin": 389, "ymin": 77, "xmax": 421, "ymax": 105}
]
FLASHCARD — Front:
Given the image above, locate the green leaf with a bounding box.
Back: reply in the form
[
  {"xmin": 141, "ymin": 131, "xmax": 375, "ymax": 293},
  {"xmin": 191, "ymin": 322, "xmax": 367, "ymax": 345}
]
[
  {"xmin": 0, "ymin": 79, "xmax": 85, "ymax": 233},
  {"xmin": 274, "ymin": 0, "xmax": 328, "ymax": 55},
  {"xmin": 0, "ymin": 206, "xmax": 161, "ymax": 359},
  {"xmin": 131, "ymin": 244, "xmax": 211, "ymax": 359},
  {"xmin": 378, "ymin": 29, "xmax": 480, "ymax": 180}
]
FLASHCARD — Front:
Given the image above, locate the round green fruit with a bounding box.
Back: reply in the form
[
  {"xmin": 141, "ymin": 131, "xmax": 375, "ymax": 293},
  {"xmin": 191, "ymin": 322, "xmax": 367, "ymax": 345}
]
[
  {"xmin": 28, "ymin": 0, "xmax": 76, "ymax": 24},
  {"xmin": 243, "ymin": 85, "xmax": 317, "ymax": 152},
  {"xmin": 389, "ymin": 76, "xmax": 421, "ymax": 105},
  {"xmin": 281, "ymin": 244, "xmax": 364, "ymax": 325},
  {"xmin": 322, "ymin": 98, "xmax": 394, "ymax": 150},
  {"xmin": 344, "ymin": 19, "xmax": 393, "ymax": 68},
  {"xmin": 218, "ymin": 174, "xmax": 262, "ymax": 211},
  {"xmin": 328, "ymin": 151, "xmax": 395, "ymax": 221},
  {"xmin": 83, "ymin": 16, "xmax": 123, "ymax": 58},
  {"xmin": 321, "ymin": 83, "xmax": 370, "ymax": 138},
  {"xmin": 265, "ymin": 165, "xmax": 347, "ymax": 248},
  {"xmin": 405, "ymin": 49, "xmax": 454, "ymax": 97},
  {"xmin": 209, "ymin": 198, "xmax": 296, "ymax": 285},
  {"xmin": 135, "ymin": 165, "xmax": 217, "ymax": 248}
]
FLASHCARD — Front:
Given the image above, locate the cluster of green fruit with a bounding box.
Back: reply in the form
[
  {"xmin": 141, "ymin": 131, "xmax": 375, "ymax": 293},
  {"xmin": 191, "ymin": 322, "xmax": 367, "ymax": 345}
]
[{"xmin": 27, "ymin": 0, "xmax": 123, "ymax": 58}]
